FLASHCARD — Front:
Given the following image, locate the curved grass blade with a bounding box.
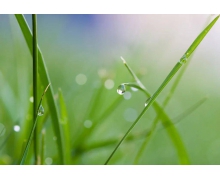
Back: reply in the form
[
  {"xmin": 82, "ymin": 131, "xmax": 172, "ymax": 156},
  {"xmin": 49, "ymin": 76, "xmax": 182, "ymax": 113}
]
[
  {"xmin": 116, "ymin": 60, "xmax": 190, "ymax": 164},
  {"xmin": 134, "ymin": 15, "xmax": 218, "ymax": 163},
  {"xmin": 58, "ymin": 89, "xmax": 71, "ymax": 164},
  {"xmin": 20, "ymin": 84, "xmax": 50, "ymax": 165},
  {"xmin": 105, "ymin": 16, "xmax": 219, "ymax": 164},
  {"xmin": 15, "ymin": 14, "xmax": 64, "ymax": 164}
]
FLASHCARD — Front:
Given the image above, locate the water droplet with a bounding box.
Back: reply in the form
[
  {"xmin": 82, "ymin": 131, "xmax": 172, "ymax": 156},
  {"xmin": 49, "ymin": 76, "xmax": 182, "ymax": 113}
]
[
  {"xmin": 84, "ymin": 120, "xmax": 92, "ymax": 128},
  {"xmin": 53, "ymin": 136, "xmax": 57, "ymax": 141},
  {"xmin": 37, "ymin": 105, "xmax": 44, "ymax": 116},
  {"xmin": 0, "ymin": 123, "xmax": 6, "ymax": 137},
  {"xmin": 104, "ymin": 79, "xmax": 114, "ymax": 89},
  {"xmin": 13, "ymin": 125, "xmax": 20, "ymax": 132},
  {"xmin": 117, "ymin": 84, "xmax": 126, "ymax": 95},
  {"xmin": 145, "ymin": 97, "xmax": 151, "ymax": 107},
  {"xmin": 45, "ymin": 157, "xmax": 53, "ymax": 165},
  {"xmin": 179, "ymin": 54, "xmax": 188, "ymax": 65}
]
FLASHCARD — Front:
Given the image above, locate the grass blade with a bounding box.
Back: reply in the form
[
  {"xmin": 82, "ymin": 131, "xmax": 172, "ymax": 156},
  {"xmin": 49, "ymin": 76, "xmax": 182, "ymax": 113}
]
[
  {"xmin": 15, "ymin": 14, "xmax": 64, "ymax": 164},
  {"xmin": 32, "ymin": 14, "xmax": 38, "ymax": 164},
  {"xmin": 184, "ymin": 15, "xmax": 220, "ymax": 58},
  {"xmin": 20, "ymin": 84, "xmax": 50, "ymax": 165},
  {"xmin": 134, "ymin": 15, "xmax": 218, "ymax": 163},
  {"xmin": 58, "ymin": 89, "xmax": 71, "ymax": 164},
  {"xmin": 105, "ymin": 16, "xmax": 219, "ymax": 165}
]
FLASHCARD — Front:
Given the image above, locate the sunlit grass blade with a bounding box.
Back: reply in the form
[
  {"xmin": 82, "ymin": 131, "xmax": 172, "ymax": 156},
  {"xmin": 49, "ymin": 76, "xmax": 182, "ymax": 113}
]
[
  {"xmin": 184, "ymin": 15, "xmax": 219, "ymax": 58},
  {"xmin": 58, "ymin": 88, "xmax": 71, "ymax": 164},
  {"xmin": 15, "ymin": 14, "xmax": 64, "ymax": 164},
  {"xmin": 20, "ymin": 84, "xmax": 50, "ymax": 165},
  {"xmin": 115, "ymin": 61, "xmax": 190, "ymax": 164},
  {"xmin": 135, "ymin": 15, "xmax": 216, "ymax": 163},
  {"xmin": 105, "ymin": 16, "xmax": 219, "ymax": 165}
]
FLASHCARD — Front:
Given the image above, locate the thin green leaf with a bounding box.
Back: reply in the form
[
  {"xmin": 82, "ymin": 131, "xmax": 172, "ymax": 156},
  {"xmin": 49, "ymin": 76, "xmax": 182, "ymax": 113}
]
[
  {"xmin": 32, "ymin": 14, "xmax": 38, "ymax": 164},
  {"xmin": 184, "ymin": 15, "xmax": 220, "ymax": 58},
  {"xmin": 20, "ymin": 84, "xmax": 50, "ymax": 165},
  {"xmin": 15, "ymin": 14, "xmax": 64, "ymax": 164},
  {"xmin": 58, "ymin": 89, "xmax": 71, "ymax": 164}
]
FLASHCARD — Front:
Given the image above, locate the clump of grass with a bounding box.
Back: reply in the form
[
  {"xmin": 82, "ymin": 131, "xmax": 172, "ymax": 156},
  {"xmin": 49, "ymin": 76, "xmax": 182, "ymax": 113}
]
[{"xmin": 104, "ymin": 15, "xmax": 219, "ymax": 165}]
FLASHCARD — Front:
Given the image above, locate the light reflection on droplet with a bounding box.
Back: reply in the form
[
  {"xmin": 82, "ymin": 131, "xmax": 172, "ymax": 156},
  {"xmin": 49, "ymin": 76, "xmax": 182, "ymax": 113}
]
[
  {"xmin": 0, "ymin": 123, "xmax": 6, "ymax": 137},
  {"xmin": 104, "ymin": 79, "xmax": 114, "ymax": 90},
  {"xmin": 131, "ymin": 87, "xmax": 138, "ymax": 92},
  {"xmin": 29, "ymin": 96, "xmax": 34, "ymax": 103},
  {"xmin": 117, "ymin": 84, "xmax": 126, "ymax": 95},
  {"xmin": 13, "ymin": 125, "xmax": 20, "ymax": 132},
  {"xmin": 123, "ymin": 108, "xmax": 137, "ymax": 122},
  {"xmin": 37, "ymin": 105, "xmax": 44, "ymax": 116},
  {"xmin": 123, "ymin": 91, "xmax": 131, "ymax": 100},
  {"xmin": 84, "ymin": 120, "xmax": 93, "ymax": 128},
  {"xmin": 75, "ymin": 74, "xmax": 87, "ymax": 85},
  {"xmin": 45, "ymin": 157, "xmax": 53, "ymax": 165}
]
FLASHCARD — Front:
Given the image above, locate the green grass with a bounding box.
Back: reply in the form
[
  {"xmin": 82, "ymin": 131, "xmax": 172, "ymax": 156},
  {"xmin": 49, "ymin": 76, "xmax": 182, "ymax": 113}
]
[{"xmin": 0, "ymin": 14, "xmax": 219, "ymax": 165}]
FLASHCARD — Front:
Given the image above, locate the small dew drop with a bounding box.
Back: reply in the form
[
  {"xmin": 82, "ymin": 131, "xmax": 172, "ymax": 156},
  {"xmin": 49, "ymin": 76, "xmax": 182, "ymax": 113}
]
[
  {"xmin": 84, "ymin": 120, "xmax": 93, "ymax": 128},
  {"xmin": 117, "ymin": 84, "xmax": 126, "ymax": 95},
  {"xmin": 145, "ymin": 97, "xmax": 151, "ymax": 107},
  {"xmin": 45, "ymin": 157, "xmax": 53, "ymax": 165},
  {"xmin": 179, "ymin": 54, "xmax": 188, "ymax": 65},
  {"xmin": 37, "ymin": 105, "xmax": 44, "ymax": 116},
  {"xmin": 13, "ymin": 125, "xmax": 20, "ymax": 132},
  {"xmin": 53, "ymin": 136, "xmax": 57, "ymax": 141}
]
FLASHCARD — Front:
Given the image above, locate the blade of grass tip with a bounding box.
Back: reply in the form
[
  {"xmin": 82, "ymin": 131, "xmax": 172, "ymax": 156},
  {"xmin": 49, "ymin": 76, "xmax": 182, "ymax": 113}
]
[
  {"xmin": 58, "ymin": 88, "xmax": 71, "ymax": 165},
  {"xmin": 119, "ymin": 59, "xmax": 190, "ymax": 164},
  {"xmin": 135, "ymin": 15, "xmax": 219, "ymax": 163},
  {"xmin": 121, "ymin": 56, "xmax": 145, "ymax": 89},
  {"xmin": 15, "ymin": 14, "xmax": 64, "ymax": 164},
  {"xmin": 20, "ymin": 84, "xmax": 50, "ymax": 165},
  {"xmin": 32, "ymin": 14, "xmax": 38, "ymax": 165},
  {"xmin": 105, "ymin": 16, "xmax": 219, "ymax": 164},
  {"xmin": 183, "ymin": 15, "xmax": 219, "ymax": 59}
]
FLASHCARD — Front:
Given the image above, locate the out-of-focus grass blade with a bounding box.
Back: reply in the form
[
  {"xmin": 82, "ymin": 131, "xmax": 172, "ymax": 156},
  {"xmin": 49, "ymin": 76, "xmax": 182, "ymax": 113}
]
[
  {"xmin": 15, "ymin": 14, "xmax": 64, "ymax": 164},
  {"xmin": 58, "ymin": 89, "xmax": 71, "ymax": 164},
  {"xmin": 40, "ymin": 129, "xmax": 46, "ymax": 165},
  {"xmin": 184, "ymin": 15, "xmax": 220, "ymax": 58}
]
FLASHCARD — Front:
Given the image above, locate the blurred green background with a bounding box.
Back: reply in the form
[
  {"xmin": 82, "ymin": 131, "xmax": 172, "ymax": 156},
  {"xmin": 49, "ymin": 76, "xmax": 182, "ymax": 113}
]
[{"xmin": 0, "ymin": 14, "xmax": 220, "ymax": 165}]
